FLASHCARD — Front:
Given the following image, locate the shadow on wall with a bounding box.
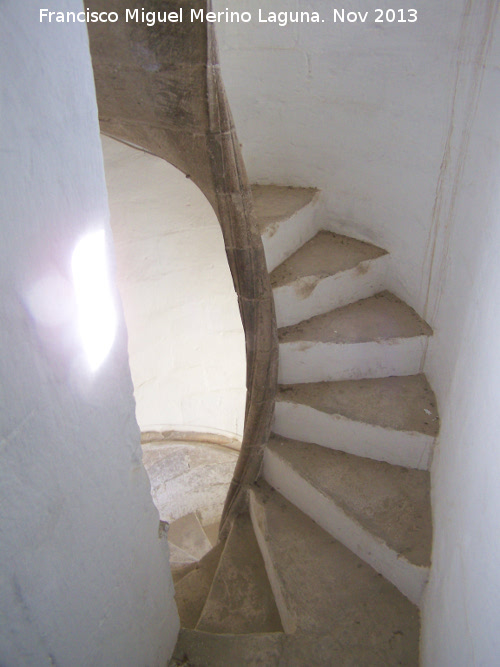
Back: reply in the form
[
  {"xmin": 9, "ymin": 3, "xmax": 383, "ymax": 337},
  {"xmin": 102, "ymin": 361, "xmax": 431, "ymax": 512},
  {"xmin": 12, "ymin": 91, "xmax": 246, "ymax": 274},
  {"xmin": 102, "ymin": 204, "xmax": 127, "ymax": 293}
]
[{"xmin": 101, "ymin": 135, "xmax": 247, "ymax": 441}]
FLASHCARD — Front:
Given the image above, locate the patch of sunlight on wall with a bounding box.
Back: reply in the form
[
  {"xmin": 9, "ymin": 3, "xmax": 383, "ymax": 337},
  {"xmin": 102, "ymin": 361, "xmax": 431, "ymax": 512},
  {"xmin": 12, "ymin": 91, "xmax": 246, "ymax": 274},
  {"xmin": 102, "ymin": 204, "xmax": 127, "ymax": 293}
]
[{"xmin": 72, "ymin": 230, "xmax": 117, "ymax": 372}]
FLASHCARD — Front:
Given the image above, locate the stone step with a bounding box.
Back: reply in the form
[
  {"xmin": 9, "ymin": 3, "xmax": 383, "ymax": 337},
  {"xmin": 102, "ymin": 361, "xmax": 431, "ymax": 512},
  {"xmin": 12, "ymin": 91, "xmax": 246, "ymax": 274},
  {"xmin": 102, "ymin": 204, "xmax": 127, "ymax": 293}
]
[
  {"xmin": 171, "ymin": 630, "xmax": 284, "ymax": 667},
  {"xmin": 142, "ymin": 440, "xmax": 238, "ymax": 530},
  {"xmin": 271, "ymin": 230, "xmax": 389, "ymax": 327},
  {"xmin": 252, "ymin": 184, "xmax": 320, "ymax": 273},
  {"xmin": 249, "ymin": 483, "xmax": 420, "ymax": 663},
  {"xmin": 275, "ymin": 375, "xmax": 439, "ymax": 470},
  {"xmin": 168, "ymin": 512, "xmax": 213, "ymax": 562},
  {"xmin": 169, "ymin": 542, "xmax": 198, "ymax": 568},
  {"xmin": 174, "ymin": 542, "xmax": 225, "ymax": 629},
  {"xmin": 263, "ymin": 436, "xmax": 432, "ymax": 605},
  {"xmin": 171, "ymin": 560, "xmax": 198, "ymax": 584},
  {"xmin": 172, "ymin": 627, "xmax": 418, "ymax": 667},
  {"xmin": 203, "ymin": 521, "xmax": 220, "ymax": 547},
  {"xmin": 196, "ymin": 513, "xmax": 283, "ymax": 634},
  {"xmin": 278, "ymin": 291, "xmax": 432, "ymax": 384}
]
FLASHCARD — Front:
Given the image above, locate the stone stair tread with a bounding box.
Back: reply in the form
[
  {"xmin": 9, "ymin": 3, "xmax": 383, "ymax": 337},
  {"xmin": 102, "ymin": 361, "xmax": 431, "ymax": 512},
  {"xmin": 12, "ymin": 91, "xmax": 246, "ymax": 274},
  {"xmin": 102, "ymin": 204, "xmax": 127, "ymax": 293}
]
[
  {"xmin": 270, "ymin": 230, "xmax": 387, "ymax": 289},
  {"xmin": 171, "ymin": 627, "xmax": 415, "ymax": 667},
  {"xmin": 252, "ymin": 184, "xmax": 318, "ymax": 235},
  {"xmin": 278, "ymin": 291, "xmax": 432, "ymax": 344},
  {"xmin": 267, "ymin": 435, "xmax": 432, "ymax": 567},
  {"xmin": 250, "ymin": 483, "xmax": 419, "ymax": 663},
  {"xmin": 277, "ymin": 375, "xmax": 439, "ymax": 437},
  {"xmin": 197, "ymin": 513, "xmax": 283, "ymax": 635},
  {"xmin": 168, "ymin": 512, "xmax": 213, "ymax": 561},
  {"xmin": 175, "ymin": 542, "xmax": 225, "ymax": 629},
  {"xmin": 171, "ymin": 629, "xmax": 284, "ymax": 667},
  {"xmin": 172, "ymin": 560, "xmax": 198, "ymax": 584},
  {"xmin": 169, "ymin": 541, "xmax": 198, "ymax": 566},
  {"xmin": 203, "ymin": 521, "xmax": 220, "ymax": 547}
]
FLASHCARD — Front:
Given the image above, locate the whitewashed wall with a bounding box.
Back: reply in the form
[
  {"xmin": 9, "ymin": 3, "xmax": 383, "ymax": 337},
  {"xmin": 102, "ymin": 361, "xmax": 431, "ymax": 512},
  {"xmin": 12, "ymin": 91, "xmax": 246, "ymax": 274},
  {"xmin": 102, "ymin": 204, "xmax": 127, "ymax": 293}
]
[
  {"xmin": 421, "ymin": 6, "xmax": 500, "ymax": 665},
  {"xmin": 102, "ymin": 137, "xmax": 246, "ymax": 439},
  {"xmin": 214, "ymin": 0, "xmax": 465, "ymax": 314},
  {"xmin": 0, "ymin": 2, "xmax": 178, "ymax": 664}
]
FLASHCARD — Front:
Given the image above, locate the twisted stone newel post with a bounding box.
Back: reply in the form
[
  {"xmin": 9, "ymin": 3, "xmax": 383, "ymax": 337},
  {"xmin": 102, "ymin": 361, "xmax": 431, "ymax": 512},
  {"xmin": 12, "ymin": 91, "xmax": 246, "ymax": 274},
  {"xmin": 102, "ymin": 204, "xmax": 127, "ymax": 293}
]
[{"xmin": 87, "ymin": 0, "xmax": 278, "ymax": 535}]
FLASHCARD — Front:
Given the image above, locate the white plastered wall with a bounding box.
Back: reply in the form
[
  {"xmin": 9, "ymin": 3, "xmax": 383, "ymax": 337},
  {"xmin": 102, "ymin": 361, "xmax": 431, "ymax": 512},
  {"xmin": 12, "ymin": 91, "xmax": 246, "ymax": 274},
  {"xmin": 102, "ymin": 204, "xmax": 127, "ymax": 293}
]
[
  {"xmin": 102, "ymin": 137, "xmax": 246, "ymax": 439},
  {"xmin": 0, "ymin": 2, "xmax": 178, "ymax": 665},
  {"xmin": 421, "ymin": 6, "xmax": 500, "ymax": 665}
]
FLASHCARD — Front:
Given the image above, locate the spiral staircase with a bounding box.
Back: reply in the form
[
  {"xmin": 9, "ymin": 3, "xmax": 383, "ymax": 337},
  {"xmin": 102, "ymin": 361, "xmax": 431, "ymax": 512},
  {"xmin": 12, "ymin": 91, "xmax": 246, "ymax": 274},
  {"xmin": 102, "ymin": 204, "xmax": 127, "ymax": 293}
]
[{"xmin": 169, "ymin": 185, "xmax": 439, "ymax": 666}]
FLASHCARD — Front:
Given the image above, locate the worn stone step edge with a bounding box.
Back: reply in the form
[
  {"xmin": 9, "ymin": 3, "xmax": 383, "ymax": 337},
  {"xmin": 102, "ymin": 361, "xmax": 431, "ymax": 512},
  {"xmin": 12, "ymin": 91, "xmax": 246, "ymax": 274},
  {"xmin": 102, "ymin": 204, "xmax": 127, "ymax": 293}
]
[
  {"xmin": 267, "ymin": 435, "xmax": 431, "ymax": 566},
  {"xmin": 255, "ymin": 189, "xmax": 321, "ymax": 273},
  {"xmin": 171, "ymin": 628, "xmax": 404, "ymax": 667},
  {"xmin": 195, "ymin": 513, "xmax": 283, "ymax": 635},
  {"xmin": 252, "ymin": 185, "xmax": 318, "ymax": 232},
  {"xmin": 273, "ymin": 252, "xmax": 390, "ymax": 328},
  {"xmin": 168, "ymin": 512, "xmax": 213, "ymax": 562},
  {"xmin": 169, "ymin": 541, "xmax": 199, "ymax": 566},
  {"xmin": 278, "ymin": 292, "xmax": 432, "ymax": 344},
  {"xmin": 172, "ymin": 560, "xmax": 198, "ymax": 585},
  {"xmin": 249, "ymin": 482, "xmax": 421, "ymax": 660},
  {"xmin": 174, "ymin": 542, "xmax": 226, "ymax": 630},
  {"xmin": 202, "ymin": 521, "xmax": 220, "ymax": 548},
  {"xmin": 276, "ymin": 376, "xmax": 439, "ymax": 436},
  {"xmin": 262, "ymin": 447, "xmax": 429, "ymax": 606},
  {"xmin": 194, "ymin": 514, "xmax": 278, "ymax": 634},
  {"xmin": 278, "ymin": 336, "xmax": 428, "ymax": 384},
  {"xmin": 195, "ymin": 537, "xmax": 234, "ymax": 632},
  {"xmin": 270, "ymin": 230, "xmax": 388, "ymax": 289},
  {"xmin": 249, "ymin": 490, "xmax": 298, "ymax": 635},
  {"xmin": 274, "ymin": 400, "xmax": 433, "ymax": 470},
  {"xmin": 170, "ymin": 628, "xmax": 285, "ymax": 667}
]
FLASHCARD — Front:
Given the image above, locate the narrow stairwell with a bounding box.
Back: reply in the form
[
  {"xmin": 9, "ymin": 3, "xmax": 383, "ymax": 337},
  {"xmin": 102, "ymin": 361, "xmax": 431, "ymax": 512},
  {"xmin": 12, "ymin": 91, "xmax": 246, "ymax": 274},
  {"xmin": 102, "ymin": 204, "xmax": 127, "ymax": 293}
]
[{"xmin": 170, "ymin": 187, "xmax": 438, "ymax": 666}]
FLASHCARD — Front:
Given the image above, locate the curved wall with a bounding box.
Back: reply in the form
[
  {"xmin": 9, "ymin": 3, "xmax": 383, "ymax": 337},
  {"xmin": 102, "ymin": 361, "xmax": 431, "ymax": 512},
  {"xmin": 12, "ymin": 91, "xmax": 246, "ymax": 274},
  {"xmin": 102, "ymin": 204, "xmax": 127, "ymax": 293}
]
[
  {"xmin": 0, "ymin": 2, "xmax": 178, "ymax": 664},
  {"xmin": 421, "ymin": 7, "xmax": 500, "ymax": 664},
  {"xmin": 102, "ymin": 136, "xmax": 246, "ymax": 439}
]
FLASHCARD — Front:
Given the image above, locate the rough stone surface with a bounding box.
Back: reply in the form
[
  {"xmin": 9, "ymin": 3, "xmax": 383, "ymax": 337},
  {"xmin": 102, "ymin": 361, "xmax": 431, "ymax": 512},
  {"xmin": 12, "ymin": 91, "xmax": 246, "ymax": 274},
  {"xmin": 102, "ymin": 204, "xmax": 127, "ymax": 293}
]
[
  {"xmin": 172, "ymin": 628, "xmax": 423, "ymax": 667},
  {"xmin": 267, "ymin": 436, "xmax": 432, "ymax": 567},
  {"xmin": 142, "ymin": 440, "xmax": 238, "ymax": 527},
  {"xmin": 252, "ymin": 185, "xmax": 318, "ymax": 235},
  {"xmin": 197, "ymin": 513, "xmax": 283, "ymax": 634},
  {"xmin": 174, "ymin": 543, "xmax": 225, "ymax": 630},
  {"xmin": 203, "ymin": 522, "xmax": 221, "ymax": 547},
  {"xmin": 169, "ymin": 542, "xmax": 198, "ymax": 567},
  {"xmin": 270, "ymin": 230, "xmax": 387, "ymax": 288},
  {"xmin": 169, "ymin": 514, "xmax": 213, "ymax": 562},
  {"xmin": 277, "ymin": 375, "xmax": 439, "ymax": 436},
  {"xmin": 250, "ymin": 483, "xmax": 419, "ymax": 664},
  {"xmin": 171, "ymin": 630, "xmax": 284, "ymax": 666},
  {"xmin": 172, "ymin": 562, "xmax": 199, "ymax": 584},
  {"xmin": 279, "ymin": 291, "xmax": 433, "ymax": 344}
]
